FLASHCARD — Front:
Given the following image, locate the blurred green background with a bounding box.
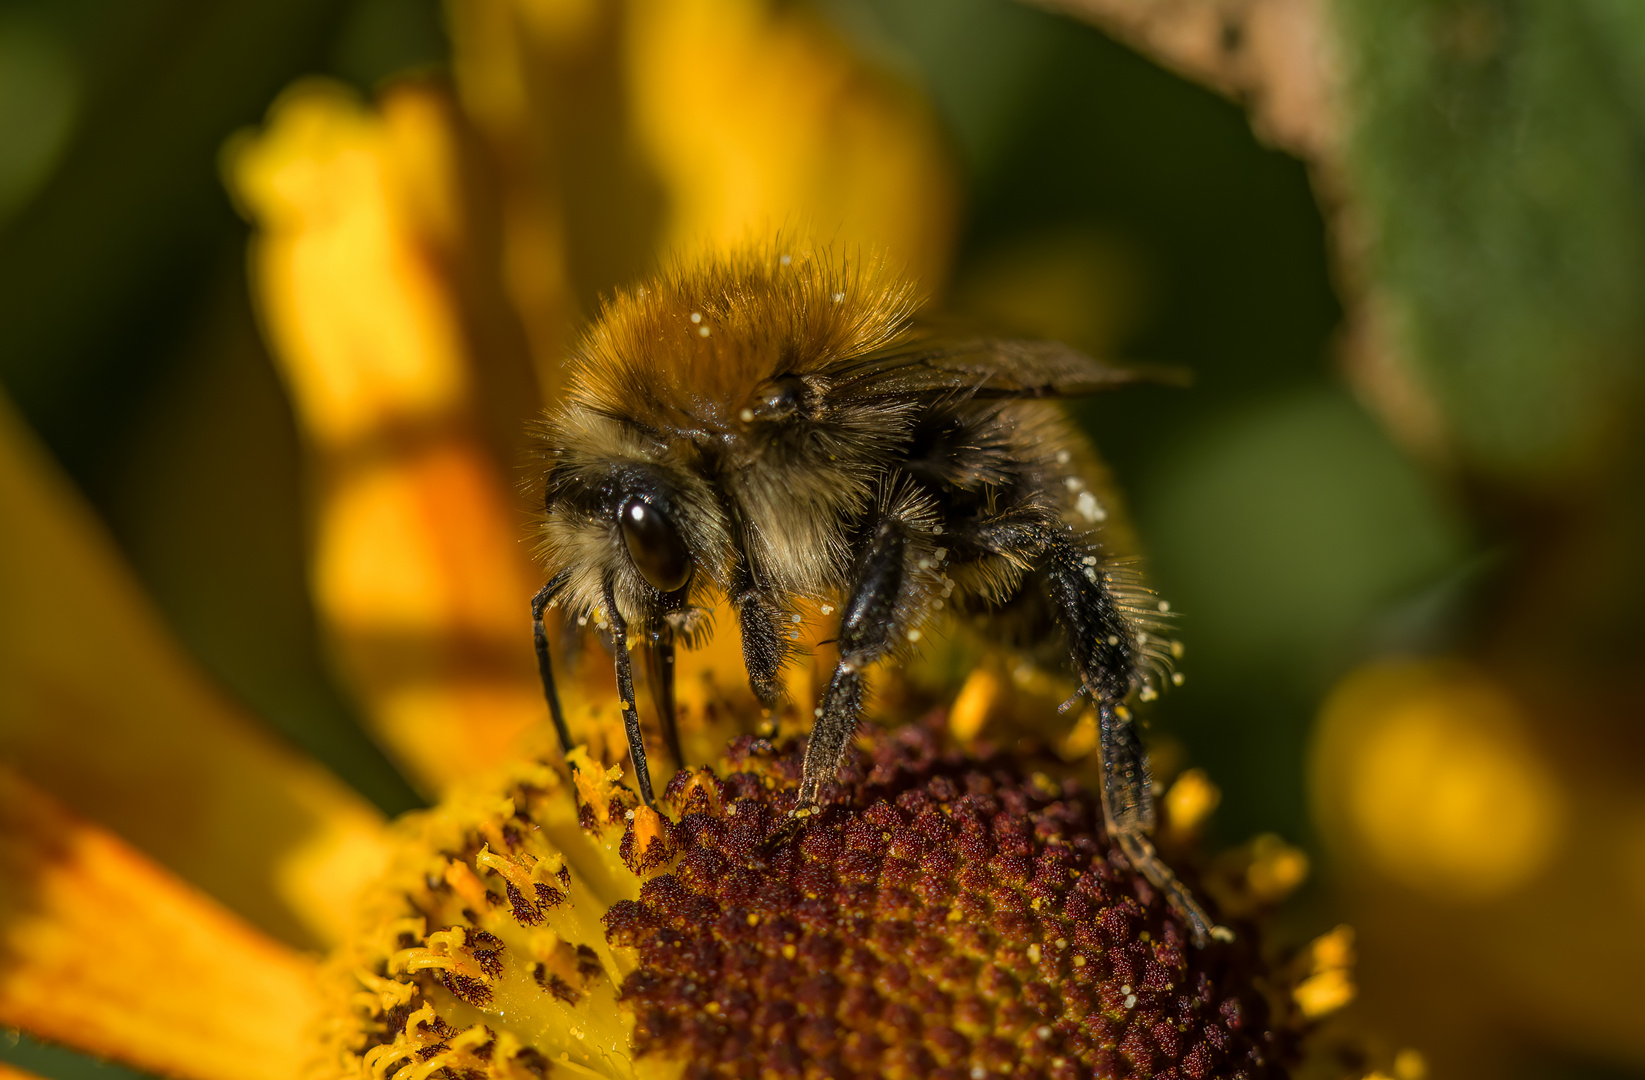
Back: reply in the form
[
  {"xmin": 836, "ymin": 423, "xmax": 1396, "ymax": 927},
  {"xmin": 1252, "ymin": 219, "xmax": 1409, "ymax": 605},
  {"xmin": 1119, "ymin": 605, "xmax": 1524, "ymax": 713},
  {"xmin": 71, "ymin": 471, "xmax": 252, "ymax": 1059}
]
[{"xmin": 1, "ymin": 1, "xmax": 1641, "ymax": 1079}]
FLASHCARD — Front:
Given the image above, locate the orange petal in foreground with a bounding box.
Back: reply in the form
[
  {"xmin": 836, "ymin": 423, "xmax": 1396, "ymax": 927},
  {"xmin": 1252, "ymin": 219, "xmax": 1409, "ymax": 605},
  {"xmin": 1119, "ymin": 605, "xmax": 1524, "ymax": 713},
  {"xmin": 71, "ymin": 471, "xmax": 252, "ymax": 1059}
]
[
  {"xmin": 0, "ymin": 1065, "xmax": 46, "ymax": 1080},
  {"xmin": 0, "ymin": 393, "xmax": 387, "ymax": 949},
  {"xmin": 0, "ymin": 767, "xmax": 320, "ymax": 1080}
]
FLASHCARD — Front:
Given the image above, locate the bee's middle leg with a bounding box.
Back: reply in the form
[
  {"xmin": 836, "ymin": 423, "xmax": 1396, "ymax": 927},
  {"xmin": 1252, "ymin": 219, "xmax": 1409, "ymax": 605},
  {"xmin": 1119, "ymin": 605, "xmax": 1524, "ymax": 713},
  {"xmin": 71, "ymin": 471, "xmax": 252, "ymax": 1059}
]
[{"xmin": 795, "ymin": 515, "xmax": 915, "ymax": 812}]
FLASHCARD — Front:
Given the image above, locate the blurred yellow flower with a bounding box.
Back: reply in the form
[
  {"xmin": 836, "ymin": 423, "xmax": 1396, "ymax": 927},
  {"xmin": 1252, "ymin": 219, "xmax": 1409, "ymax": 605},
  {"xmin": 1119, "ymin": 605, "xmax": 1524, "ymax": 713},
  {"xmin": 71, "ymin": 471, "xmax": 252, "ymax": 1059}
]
[
  {"xmin": 1312, "ymin": 657, "xmax": 1645, "ymax": 1074},
  {"xmin": 1313, "ymin": 659, "xmax": 1564, "ymax": 901}
]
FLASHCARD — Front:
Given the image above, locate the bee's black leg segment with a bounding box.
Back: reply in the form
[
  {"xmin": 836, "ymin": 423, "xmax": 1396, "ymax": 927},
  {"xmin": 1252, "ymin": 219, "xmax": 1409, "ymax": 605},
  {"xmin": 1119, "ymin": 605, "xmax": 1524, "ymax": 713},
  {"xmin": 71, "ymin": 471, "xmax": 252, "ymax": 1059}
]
[
  {"xmin": 796, "ymin": 515, "xmax": 908, "ymax": 812},
  {"xmin": 644, "ymin": 624, "xmax": 684, "ymax": 768},
  {"xmin": 532, "ymin": 573, "xmax": 574, "ymax": 756},
  {"xmin": 1095, "ymin": 703, "xmax": 1225, "ymax": 946},
  {"xmin": 1040, "ymin": 537, "xmax": 1228, "ymax": 946},
  {"xmin": 796, "ymin": 665, "xmax": 865, "ymax": 809},
  {"xmin": 734, "ymin": 577, "xmax": 789, "ymax": 708},
  {"xmin": 1094, "ymin": 699, "xmax": 1156, "ymax": 834},
  {"xmin": 1095, "ymin": 702, "xmax": 1221, "ymax": 945},
  {"xmin": 604, "ymin": 583, "xmax": 657, "ymax": 807}
]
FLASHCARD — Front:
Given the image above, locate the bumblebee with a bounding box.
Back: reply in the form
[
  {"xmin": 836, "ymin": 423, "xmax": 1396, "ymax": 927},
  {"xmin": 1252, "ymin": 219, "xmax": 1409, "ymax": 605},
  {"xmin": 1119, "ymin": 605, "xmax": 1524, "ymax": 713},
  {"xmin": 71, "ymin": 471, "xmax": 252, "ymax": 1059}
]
[{"xmin": 531, "ymin": 243, "xmax": 1224, "ymax": 943}]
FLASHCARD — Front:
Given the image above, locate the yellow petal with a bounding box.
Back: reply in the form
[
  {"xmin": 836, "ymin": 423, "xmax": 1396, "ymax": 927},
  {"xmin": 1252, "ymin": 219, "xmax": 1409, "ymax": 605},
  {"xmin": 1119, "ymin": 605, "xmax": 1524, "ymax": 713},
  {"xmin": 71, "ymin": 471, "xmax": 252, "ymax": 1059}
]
[
  {"xmin": 0, "ymin": 767, "xmax": 321, "ymax": 1080},
  {"xmin": 448, "ymin": 0, "xmax": 960, "ymax": 402},
  {"xmin": 229, "ymin": 79, "xmax": 475, "ymax": 447},
  {"xmin": 227, "ymin": 80, "xmax": 546, "ymax": 795},
  {"xmin": 0, "ymin": 393, "xmax": 387, "ymax": 948},
  {"xmin": 626, "ymin": 0, "xmax": 958, "ymax": 289}
]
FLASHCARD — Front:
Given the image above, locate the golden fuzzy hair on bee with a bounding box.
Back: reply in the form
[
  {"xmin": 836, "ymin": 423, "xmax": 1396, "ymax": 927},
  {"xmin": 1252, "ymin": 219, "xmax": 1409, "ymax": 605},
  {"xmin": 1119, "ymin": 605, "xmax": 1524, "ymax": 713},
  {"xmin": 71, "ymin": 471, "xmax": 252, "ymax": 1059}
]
[
  {"xmin": 563, "ymin": 242, "xmax": 921, "ymax": 433},
  {"xmin": 535, "ymin": 241, "xmax": 937, "ymax": 623}
]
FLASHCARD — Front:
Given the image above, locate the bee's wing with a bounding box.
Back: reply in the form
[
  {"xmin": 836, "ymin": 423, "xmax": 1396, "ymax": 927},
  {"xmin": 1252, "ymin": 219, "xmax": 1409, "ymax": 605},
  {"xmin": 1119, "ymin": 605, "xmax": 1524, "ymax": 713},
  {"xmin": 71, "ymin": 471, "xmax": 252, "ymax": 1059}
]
[{"xmin": 829, "ymin": 336, "xmax": 1189, "ymax": 401}]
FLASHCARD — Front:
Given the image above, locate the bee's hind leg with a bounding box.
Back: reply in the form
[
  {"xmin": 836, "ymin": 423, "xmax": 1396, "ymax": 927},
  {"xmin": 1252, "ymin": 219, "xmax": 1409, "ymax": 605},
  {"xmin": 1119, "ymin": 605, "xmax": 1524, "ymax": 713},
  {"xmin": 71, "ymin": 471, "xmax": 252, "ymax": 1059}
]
[
  {"xmin": 1039, "ymin": 537, "xmax": 1229, "ymax": 947},
  {"xmin": 1095, "ymin": 702, "xmax": 1228, "ymax": 946},
  {"xmin": 603, "ymin": 581, "xmax": 658, "ymax": 807}
]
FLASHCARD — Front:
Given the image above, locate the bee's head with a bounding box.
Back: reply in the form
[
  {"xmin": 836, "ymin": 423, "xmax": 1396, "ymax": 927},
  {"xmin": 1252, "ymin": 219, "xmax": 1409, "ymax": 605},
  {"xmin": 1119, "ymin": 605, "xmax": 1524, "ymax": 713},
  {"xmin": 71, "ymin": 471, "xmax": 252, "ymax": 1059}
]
[{"xmin": 535, "ymin": 411, "xmax": 732, "ymax": 632}]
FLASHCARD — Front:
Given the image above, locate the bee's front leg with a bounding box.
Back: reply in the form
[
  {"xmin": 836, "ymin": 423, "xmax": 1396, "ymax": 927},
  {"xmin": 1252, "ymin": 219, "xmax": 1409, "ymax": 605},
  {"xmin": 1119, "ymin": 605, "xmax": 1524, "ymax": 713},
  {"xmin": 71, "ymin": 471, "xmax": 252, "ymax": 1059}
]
[
  {"xmin": 733, "ymin": 574, "xmax": 791, "ymax": 709},
  {"xmin": 794, "ymin": 512, "xmax": 920, "ymax": 813},
  {"xmin": 531, "ymin": 571, "xmax": 574, "ymax": 756},
  {"xmin": 603, "ymin": 580, "xmax": 658, "ymax": 807}
]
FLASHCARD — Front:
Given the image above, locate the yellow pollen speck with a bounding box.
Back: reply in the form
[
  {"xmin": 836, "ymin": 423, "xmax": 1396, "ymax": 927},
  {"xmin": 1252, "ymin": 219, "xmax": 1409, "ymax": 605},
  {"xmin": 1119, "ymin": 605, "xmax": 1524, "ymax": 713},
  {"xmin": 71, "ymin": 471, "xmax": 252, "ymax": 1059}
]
[
  {"xmin": 1293, "ymin": 925, "xmax": 1357, "ymax": 1019},
  {"xmin": 1027, "ymin": 943, "xmax": 1041, "ymax": 963},
  {"xmin": 1073, "ymin": 954, "xmax": 1086, "ymax": 967},
  {"xmin": 747, "ymin": 913, "xmax": 760, "ymax": 926},
  {"xmin": 948, "ymin": 667, "xmax": 1001, "ymax": 743},
  {"xmin": 1059, "ymin": 710, "xmax": 1099, "ymax": 760},
  {"xmin": 1164, "ymin": 768, "xmax": 1221, "ymax": 835},
  {"xmin": 1294, "ymin": 969, "xmax": 1355, "ymax": 1019},
  {"xmin": 1394, "ymin": 1048, "xmax": 1428, "ymax": 1080},
  {"xmin": 781, "ymin": 944, "xmax": 797, "ymax": 960},
  {"xmin": 1245, "ymin": 834, "xmax": 1310, "ymax": 902}
]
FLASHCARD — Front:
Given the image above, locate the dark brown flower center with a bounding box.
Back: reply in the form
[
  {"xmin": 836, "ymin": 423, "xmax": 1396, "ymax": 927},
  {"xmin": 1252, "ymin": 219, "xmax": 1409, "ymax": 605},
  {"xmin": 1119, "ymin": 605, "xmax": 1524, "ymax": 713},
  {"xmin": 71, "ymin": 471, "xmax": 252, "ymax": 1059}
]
[{"xmin": 606, "ymin": 722, "xmax": 1289, "ymax": 1080}]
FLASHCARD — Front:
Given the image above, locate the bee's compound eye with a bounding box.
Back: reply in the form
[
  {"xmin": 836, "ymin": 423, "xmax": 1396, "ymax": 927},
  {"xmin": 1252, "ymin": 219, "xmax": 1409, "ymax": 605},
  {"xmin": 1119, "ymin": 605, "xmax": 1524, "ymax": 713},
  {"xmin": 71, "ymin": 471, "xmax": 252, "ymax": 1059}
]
[{"xmin": 618, "ymin": 497, "xmax": 693, "ymax": 594}]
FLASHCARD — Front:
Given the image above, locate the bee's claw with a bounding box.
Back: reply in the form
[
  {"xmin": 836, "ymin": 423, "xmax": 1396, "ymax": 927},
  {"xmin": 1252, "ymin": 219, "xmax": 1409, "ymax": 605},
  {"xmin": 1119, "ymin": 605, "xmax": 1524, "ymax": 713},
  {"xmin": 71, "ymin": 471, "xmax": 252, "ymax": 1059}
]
[{"xmin": 759, "ymin": 803, "xmax": 816, "ymax": 853}]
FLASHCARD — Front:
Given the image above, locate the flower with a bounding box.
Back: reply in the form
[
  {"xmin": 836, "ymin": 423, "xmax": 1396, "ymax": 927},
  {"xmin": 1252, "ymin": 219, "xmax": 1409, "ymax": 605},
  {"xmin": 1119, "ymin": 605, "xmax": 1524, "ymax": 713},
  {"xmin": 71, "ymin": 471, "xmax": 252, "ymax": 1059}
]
[
  {"xmin": 321, "ymin": 722, "xmax": 1311, "ymax": 1080},
  {"xmin": 0, "ymin": 2, "xmax": 1341, "ymax": 1079}
]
